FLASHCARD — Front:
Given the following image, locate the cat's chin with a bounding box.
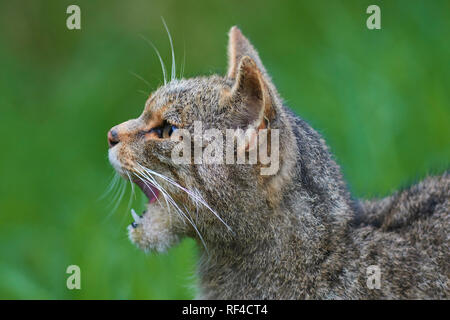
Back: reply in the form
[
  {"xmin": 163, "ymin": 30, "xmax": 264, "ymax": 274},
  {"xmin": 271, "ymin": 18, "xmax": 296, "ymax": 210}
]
[{"xmin": 128, "ymin": 204, "xmax": 179, "ymax": 253}]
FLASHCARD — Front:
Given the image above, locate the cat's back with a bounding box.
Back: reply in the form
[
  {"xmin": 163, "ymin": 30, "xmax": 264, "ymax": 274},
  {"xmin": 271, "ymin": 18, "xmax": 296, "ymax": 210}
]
[
  {"xmin": 349, "ymin": 173, "xmax": 449, "ymax": 298},
  {"xmin": 356, "ymin": 172, "xmax": 449, "ymax": 232}
]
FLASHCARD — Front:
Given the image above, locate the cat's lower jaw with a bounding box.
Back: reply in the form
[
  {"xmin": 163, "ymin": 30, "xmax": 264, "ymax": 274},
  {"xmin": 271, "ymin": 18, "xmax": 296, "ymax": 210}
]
[{"xmin": 128, "ymin": 204, "xmax": 180, "ymax": 253}]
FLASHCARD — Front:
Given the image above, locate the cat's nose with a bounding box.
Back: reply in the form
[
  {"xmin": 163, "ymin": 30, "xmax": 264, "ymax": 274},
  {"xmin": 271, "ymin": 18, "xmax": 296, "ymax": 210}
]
[{"xmin": 108, "ymin": 128, "xmax": 120, "ymax": 148}]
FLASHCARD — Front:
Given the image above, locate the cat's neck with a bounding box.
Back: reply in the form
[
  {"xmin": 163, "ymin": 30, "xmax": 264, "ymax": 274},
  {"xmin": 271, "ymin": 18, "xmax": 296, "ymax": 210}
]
[{"xmin": 196, "ymin": 108, "xmax": 357, "ymax": 299}]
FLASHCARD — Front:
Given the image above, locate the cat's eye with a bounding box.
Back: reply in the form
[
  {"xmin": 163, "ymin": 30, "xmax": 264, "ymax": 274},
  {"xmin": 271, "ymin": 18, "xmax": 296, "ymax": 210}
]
[
  {"xmin": 163, "ymin": 122, "xmax": 178, "ymax": 138},
  {"xmin": 147, "ymin": 121, "xmax": 177, "ymax": 139}
]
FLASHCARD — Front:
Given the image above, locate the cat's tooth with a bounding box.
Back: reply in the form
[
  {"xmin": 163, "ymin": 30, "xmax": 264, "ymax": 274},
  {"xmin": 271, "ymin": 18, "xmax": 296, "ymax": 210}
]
[{"xmin": 131, "ymin": 208, "xmax": 141, "ymax": 223}]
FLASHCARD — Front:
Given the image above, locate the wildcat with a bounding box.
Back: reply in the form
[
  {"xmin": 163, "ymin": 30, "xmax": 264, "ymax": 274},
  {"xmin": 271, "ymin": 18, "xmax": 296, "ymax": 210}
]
[{"xmin": 107, "ymin": 26, "xmax": 449, "ymax": 299}]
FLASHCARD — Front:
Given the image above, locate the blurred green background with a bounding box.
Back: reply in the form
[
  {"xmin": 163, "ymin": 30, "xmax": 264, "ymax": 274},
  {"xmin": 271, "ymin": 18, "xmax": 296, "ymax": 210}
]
[{"xmin": 0, "ymin": 0, "xmax": 448, "ymax": 299}]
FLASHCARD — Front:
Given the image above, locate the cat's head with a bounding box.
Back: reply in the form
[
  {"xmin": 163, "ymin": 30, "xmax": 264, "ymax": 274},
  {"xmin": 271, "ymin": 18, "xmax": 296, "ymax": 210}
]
[{"xmin": 108, "ymin": 27, "xmax": 296, "ymax": 251}]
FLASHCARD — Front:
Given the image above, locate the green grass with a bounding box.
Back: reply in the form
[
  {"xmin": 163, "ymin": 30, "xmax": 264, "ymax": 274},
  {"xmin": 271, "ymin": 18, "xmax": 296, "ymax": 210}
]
[{"xmin": 0, "ymin": 0, "xmax": 448, "ymax": 299}]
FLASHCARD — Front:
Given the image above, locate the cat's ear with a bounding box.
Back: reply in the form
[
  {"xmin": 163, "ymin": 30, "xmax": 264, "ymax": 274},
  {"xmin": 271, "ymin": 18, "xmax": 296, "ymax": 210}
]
[
  {"xmin": 231, "ymin": 56, "xmax": 271, "ymax": 129},
  {"xmin": 230, "ymin": 56, "xmax": 273, "ymax": 153},
  {"xmin": 227, "ymin": 26, "xmax": 268, "ymax": 80}
]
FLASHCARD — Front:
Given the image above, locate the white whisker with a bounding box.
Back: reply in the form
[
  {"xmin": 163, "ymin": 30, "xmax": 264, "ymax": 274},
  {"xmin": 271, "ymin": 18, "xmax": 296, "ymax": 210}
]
[
  {"xmin": 125, "ymin": 171, "xmax": 137, "ymax": 213},
  {"xmin": 128, "ymin": 70, "xmax": 151, "ymax": 88},
  {"xmin": 137, "ymin": 170, "xmax": 172, "ymax": 225},
  {"xmin": 99, "ymin": 172, "xmax": 119, "ymax": 201},
  {"xmin": 134, "ymin": 170, "xmax": 165, "ymax": 209},
  {"xmin": 102, "ymin": 177, "xmax": 127, "ymax": 223},
  {"xmin": 137, "ymin": 89, "xmax": 150, "ymax": 96},
  {"xmin": 180, "ymin": 40, "xmax": 186, "ymax": 79},
  {"xmin": 140, "ymin": 34, "xmax": 167, "ymax": 85},
  {"xmin": 136, "ymin": 168, "xmax": 181, "ymax": 225},
  {"xmin": 136, "ymin": 166, "xmax": 208, "ymax": 252},
  {"xmin": 161, "ymin": 17, "xmax": 176, "ymax": 82},
  {"xmin": 137, "ymin": 163, "xmax": 233, "ymax": 234},
  {"xmin": 111, "ymin": 178, "xmax": 127, "ymax": 214}
]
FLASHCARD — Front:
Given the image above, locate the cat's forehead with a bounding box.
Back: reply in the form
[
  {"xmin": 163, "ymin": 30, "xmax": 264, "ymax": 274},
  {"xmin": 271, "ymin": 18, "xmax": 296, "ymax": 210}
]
[{"xmin": 144, "ymin": 76, "xmax": 231, "ymax": 112}]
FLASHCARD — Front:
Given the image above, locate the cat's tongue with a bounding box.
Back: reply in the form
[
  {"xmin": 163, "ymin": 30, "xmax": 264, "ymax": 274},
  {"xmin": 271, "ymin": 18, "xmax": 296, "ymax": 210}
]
[{"xmin": 135, "ymin": 179, "xmax": 159, "ymax": 203}]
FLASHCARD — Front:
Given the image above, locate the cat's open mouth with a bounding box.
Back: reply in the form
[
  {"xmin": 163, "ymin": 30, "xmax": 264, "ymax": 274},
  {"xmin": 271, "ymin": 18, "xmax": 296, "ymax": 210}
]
[
  {"xmin": 128, "ymin": 178, "xmax": 161, "ymax": 229},
  {"xmin": 134, "ymin": 179, "xmax": 159, "ymax": 204}
]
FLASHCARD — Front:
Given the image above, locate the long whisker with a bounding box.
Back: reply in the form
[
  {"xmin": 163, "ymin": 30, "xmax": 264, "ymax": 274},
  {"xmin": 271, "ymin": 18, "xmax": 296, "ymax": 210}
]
[
  {"xmin": 111, "ymin": 178, "xmax": 127, "ymax": 214},
  {"xmin": 180, "ymin": 40, "xmax": 186, "ymax": 79},
  {"xmin": 128, "ymin": 70, "xmax": 151, "ymax": 88},
  {"xmin": 108, "ymin": 177, "xmax": 123, "ymax": 209},
  {"xmin": 99, "ymin": 172, "xmax": 120, "ymax": 201},
  {"xmin": 139, "ymin": 34, "xmax": 167, "ymax": 85},
  {"xmin": 136, "ymin": 168, "xmax": 182, "ymax": 226},
  {"xmin": 144, "ymin": 172, "xmax": 173, "ymax": 228},
  {"xmin": 125, "ymin": 171, "xmax": 137, "ymax": 213},
  {"xmin": 102, "ymin": 177, "xmax": 127, "ymax": 224},
  {"xmin": 136, "ymin": 167, "xmax": 208, "ymax": 252},
  {"xmin": 134, "ymin": 169, "xmax": 177, "ymax": 235},
  {"xmin": 161, "ymin": 17, "xmax": 176, "ymax": 82},
  {"xmin": 137, "ymin": 89, "xmax": 150, "ymax": 97},
  {"xmin": 134, "ymin": 170, "xmax": 165, "ymax": 209},
  {"xmin": 136, "ymin": 168, "xmax": 186, "ymax": 234},
  {"xmin": 138, "ymin": 163, "xmax": 233, "ymax": 234},
  {"xmin": 181, "ymin": 203, "xmax": 208, "ymax": 253}
]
